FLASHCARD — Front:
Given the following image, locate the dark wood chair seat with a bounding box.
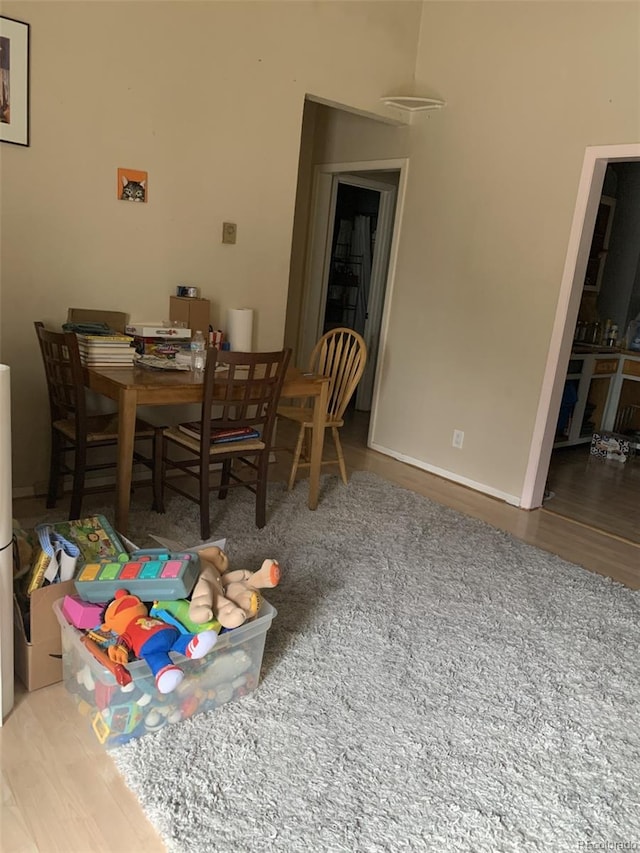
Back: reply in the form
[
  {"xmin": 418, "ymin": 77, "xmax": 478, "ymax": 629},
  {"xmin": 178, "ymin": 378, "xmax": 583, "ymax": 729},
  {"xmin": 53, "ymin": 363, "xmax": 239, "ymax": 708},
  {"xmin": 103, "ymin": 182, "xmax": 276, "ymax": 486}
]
[{"xmin": 52, "ymin": 413, "xmax": 156, "ymax": 443}]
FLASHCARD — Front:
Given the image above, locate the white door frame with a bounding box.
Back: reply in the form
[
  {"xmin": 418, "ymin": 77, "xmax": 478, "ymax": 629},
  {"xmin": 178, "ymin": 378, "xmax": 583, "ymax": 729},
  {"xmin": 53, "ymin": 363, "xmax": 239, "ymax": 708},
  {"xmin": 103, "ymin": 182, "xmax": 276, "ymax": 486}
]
[
  {"xmin": 0, "ymin": 364, "xmax": 13, "ymax": 724},
  {"xmin": 299, "ymin": 158, "xmax": 409, "ymax": 426},
  {"xmin": 521, "ymin": 143, "xmax": 640, "ymax": 510}
]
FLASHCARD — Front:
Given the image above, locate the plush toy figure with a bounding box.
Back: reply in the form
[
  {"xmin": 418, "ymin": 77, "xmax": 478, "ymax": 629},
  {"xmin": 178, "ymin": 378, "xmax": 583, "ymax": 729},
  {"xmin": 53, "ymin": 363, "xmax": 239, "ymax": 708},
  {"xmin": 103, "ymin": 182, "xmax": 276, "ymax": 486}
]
[
  {"xmin": 102, "ymin": 589, "xmax": 218, "ymax": 694},
  {"xmin": 188, "ymin": 546, "xmax": 280, "ymax": 628}
]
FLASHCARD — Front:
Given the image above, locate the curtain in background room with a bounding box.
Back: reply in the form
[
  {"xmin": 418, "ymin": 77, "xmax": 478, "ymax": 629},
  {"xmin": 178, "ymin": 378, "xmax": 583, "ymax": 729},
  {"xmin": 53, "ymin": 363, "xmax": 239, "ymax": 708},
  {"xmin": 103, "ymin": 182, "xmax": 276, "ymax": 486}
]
[{"xmin": 352, "ymin": 214, "xmax": 372, "ymax": 336}]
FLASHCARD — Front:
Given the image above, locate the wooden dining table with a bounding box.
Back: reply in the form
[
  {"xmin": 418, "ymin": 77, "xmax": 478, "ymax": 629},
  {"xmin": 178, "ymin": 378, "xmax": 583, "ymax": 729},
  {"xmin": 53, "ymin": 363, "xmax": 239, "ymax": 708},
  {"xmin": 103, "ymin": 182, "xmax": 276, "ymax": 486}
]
[{"xmin": 85, "ymin": 364, "xmax": 329, "ymax": 535}]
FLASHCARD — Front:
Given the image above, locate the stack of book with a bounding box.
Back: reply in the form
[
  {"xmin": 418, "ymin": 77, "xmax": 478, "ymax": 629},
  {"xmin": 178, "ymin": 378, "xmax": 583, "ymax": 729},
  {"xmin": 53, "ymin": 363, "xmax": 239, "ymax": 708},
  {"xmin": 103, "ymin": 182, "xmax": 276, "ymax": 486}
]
[
  {"xmin": 177, "ymin": 423, "xmax": 260, "ymax": 443},
  {"xmin": 76, "ymin": 332, "xmax": 136, "ymax": 367}
]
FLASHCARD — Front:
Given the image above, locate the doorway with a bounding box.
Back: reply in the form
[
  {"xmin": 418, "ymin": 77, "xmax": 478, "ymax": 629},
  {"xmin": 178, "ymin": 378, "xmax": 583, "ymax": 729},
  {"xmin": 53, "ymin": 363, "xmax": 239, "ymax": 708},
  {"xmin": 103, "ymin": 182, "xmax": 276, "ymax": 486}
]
[
  {"xmin": 299, "ymin": 161, "xmax": 404, "ymax": 414},
  {"xmin": 320, "ymin": 174, "xmax": 397, "ymax": 410},
  {"xmin": 521, "ymin": 143, "xmax": 640, "ymax": 542}
]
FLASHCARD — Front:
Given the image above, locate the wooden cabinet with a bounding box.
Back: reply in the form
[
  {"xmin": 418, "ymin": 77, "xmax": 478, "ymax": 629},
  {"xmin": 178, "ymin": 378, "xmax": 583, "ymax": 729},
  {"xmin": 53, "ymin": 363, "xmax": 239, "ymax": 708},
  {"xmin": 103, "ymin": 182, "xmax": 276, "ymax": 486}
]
[
  {"xmin": 604, "ymin": 354, "xmax": 640, "ymax": 435},
  {"xmin": 556, "ymin": 352, "xmax": 640, "ymax": 447},
  {"xmin": 583, "ymin": 195, "xmax": 616, "ymax": 292},
  {"xmin": 555, "ymin": 354, "xmax": 618, "ymax": 446}
]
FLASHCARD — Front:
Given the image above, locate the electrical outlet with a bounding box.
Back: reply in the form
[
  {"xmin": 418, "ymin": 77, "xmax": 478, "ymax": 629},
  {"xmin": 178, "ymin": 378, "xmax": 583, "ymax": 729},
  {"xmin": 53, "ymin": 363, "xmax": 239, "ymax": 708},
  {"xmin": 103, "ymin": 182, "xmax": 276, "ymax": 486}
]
[
  {"xmin": 222, "ymin": 222, "xmax": 237, "ymax": 244},
  {"xmin": 452, "ymin": 429, "xmax": 464, "ymax": 449}
]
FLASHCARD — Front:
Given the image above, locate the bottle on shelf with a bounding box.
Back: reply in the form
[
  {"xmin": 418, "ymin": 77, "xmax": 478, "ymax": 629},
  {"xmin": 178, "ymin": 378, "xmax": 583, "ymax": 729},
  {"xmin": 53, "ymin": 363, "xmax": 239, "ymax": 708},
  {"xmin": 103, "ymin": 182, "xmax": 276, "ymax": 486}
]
[
  {"xmin": 591, "ymin": 321, "xmax": 601, "ymax": 344},
  {"xmin": 191, "ymin": 330, "xmax": 206, "ymax": 371},
  {"xmin": 607, "ymin": 324, "xmax": 618, "ymax": 347}
]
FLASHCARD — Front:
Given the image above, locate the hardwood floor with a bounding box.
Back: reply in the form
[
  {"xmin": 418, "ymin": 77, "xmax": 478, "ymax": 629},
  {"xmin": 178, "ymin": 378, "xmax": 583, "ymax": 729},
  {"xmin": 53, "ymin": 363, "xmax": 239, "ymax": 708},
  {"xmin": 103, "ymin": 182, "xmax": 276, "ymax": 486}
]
[
  {"xmin": 544, "ymin": 442, "xmax": 640, "ymax": 546},
  {"xmin": 3, "ymin": 412, "xmax": 640, "ymax": 853}
]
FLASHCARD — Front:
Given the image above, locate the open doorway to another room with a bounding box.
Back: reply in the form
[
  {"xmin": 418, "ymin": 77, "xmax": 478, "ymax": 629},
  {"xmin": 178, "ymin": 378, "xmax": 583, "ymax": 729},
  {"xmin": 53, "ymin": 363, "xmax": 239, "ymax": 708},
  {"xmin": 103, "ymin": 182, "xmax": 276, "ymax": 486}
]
[
  {"xmin": 282, "ymin": 99, "xmax": 408, "ymax": 480},
  {"xmin": 523, "ymin": 145, "xmax": 640, "ymax": 545},
  {"xmin": 323, "ymin": 182, "xmax": 380, "ymax": 340},
  {"xmin": 319, "ymin": 173, "xmax": 398, "ymax": 411},
  {"xmin": 295, "ymin": 163, "xmax": 403, "ymax": 421}
]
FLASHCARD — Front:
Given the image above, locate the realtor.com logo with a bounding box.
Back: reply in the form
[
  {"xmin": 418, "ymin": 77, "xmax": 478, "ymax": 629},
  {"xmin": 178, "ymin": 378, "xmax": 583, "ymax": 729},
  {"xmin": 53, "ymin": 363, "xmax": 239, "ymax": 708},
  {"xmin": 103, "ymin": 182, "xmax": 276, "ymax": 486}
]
[{"xmin": 578, "ymin": 843, "xmax": 640, "ymax": 851}]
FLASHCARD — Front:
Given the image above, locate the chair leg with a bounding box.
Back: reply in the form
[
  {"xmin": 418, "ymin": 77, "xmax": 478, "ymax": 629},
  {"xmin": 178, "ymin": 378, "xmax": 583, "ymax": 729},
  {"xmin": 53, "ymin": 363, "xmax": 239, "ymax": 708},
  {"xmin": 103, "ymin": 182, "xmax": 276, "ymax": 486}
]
[
  {"xmin": 255, "ymin": 453, "xmax": 268, "ymax": 528},
  {"xmin": 152, "ymin": 429, "xmax": 165, "ymax": 513},
  {"xmin": 332, "ymin": 427, "xmax": 348, "ymax": 485},
  {"xmin": 47, "ymin": 429, "xmax": 63, "ymax": 508},
  {"xmin": 219, "ymin": 460, "xmax": 231, "ymax": 500},
  {"xmin": 69, "ymin": 443, "xmax": 87, "ymax": 520},
  {"xmin": 288, "ymin": 425, "xmax": 306, "ymax": 491},
  {"xmin": 200, "ymin": 457, "xmax": 210, "ymax": 541}
]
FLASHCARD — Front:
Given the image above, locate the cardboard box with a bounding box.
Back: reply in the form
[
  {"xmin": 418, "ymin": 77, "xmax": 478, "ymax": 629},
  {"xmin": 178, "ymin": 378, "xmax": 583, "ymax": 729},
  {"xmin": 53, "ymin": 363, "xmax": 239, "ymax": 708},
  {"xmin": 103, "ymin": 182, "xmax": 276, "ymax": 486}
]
[
  {"xmin": 14, "ymin": 580, "xmax": 76, "ymax": 691},
  {"xmin": 14, "ymin": 516, "xmax": 132, "ymax": 691},
  {"xmin": 125, "ymin": 323, "xmax": 191, "ymax": 339},
  {"xmin": 169, "ymin": 296, "xmax": 211, "ymax": 336},
  {"xmin": 67, "ymin": 308, "xmax": 129, "ymax": 334},
  {"xmin": 131, "ymin": 337, "xmax": 192, "ymax": 358}
]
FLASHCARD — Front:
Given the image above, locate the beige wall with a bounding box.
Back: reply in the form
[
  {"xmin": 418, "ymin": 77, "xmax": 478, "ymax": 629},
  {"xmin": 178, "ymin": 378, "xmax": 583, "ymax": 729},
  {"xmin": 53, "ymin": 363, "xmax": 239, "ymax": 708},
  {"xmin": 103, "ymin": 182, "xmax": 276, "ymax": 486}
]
[
  {"xmin": 371, "ymin": 1, "xmax": 640, "ymax": 502},
  {"xmin": 4, "ymin": 1, "xmax": 640, "ymax": 507},
  {"xmin": 312, "ymin": 104, "xmax": 410, "ymax": 166},
  {"xmin": 0, "ymin": 0, "xmax": 421, "ymax": 491}
]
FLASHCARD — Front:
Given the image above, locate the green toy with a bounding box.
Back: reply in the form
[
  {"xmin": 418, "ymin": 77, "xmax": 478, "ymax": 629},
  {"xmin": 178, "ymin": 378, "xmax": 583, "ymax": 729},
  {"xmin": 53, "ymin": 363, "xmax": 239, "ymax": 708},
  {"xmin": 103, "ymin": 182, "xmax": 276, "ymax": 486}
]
[{"xmin": 151, "ymin": 599, "xmax": 221, "ymax": 635}]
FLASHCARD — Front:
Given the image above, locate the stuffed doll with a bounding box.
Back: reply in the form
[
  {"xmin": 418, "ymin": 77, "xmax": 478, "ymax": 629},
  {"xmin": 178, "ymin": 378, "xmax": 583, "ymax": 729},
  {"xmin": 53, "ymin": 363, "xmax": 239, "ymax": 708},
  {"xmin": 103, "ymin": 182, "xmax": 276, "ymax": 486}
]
[
  {"xmin": 102, "ymin": 589, "xmax": 218, "ymax": 694},
  {"xmin": 188, "ymin": 546, "xmax": 280, "ymax": 629}
]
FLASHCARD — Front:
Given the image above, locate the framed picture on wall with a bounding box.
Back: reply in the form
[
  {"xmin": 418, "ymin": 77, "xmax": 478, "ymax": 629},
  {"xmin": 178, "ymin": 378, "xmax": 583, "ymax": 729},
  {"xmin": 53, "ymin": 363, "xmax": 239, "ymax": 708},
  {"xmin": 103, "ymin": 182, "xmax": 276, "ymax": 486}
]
[
  {"xmin": 117, "ymin": 167, "xmax": 148, "ymax": 202},
  {"xmin": 0, "ymin": 16, "xmax": 29, "ymax": 147}
]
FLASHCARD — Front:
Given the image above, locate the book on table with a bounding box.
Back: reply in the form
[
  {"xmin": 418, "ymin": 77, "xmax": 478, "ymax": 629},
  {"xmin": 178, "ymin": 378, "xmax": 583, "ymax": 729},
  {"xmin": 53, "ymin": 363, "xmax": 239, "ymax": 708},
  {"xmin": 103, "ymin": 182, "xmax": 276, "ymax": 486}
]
[
  {"xmin": 77, "ymin": 333, "xmax": 136, "ymax": 366},
  {"xmin": 177, "ymin": 423, "xmax": 261, "ymax": 443},
  {"xmin": 78, "ymin": 347, "xmax": 135, "ymax": 356},
  {"xmin": 75, "ymin": 333, "xmax": 134, "ymax": 344},
  {"xmin": 78, "ymin": 348, "xmax": 136, "ymax": 366}
]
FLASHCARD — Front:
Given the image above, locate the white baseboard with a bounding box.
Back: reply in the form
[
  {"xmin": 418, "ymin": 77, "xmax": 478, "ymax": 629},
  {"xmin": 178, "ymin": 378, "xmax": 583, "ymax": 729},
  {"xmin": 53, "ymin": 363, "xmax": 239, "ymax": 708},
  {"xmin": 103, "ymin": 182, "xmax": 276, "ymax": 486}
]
[
  {"xmin": 13, "ymin": 460, "xmax": 238, "ymax": 502},
  {"xmin": 13, "ymin": 467, "xmax": 152, "ymax": 501},
  {"xmin": 368, "ymin": 440, "xmax": 522, "ymax": 507}
]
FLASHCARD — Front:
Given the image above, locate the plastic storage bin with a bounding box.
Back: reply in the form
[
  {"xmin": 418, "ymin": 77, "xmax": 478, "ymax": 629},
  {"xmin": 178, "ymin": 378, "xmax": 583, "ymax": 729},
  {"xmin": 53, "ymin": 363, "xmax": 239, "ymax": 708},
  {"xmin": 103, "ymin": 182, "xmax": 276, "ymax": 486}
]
[{"xmin": 53, "ymin": 598, "xmax": 276, "ymax": 748}]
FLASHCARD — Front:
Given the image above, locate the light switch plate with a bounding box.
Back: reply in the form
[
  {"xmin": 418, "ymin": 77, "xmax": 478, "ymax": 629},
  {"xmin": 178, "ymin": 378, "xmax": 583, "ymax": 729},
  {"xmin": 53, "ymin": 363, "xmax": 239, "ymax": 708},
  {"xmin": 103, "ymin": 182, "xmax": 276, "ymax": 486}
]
[{"xmin": 222, "ymin": 222, "xmax": 237, "ymax": 244}]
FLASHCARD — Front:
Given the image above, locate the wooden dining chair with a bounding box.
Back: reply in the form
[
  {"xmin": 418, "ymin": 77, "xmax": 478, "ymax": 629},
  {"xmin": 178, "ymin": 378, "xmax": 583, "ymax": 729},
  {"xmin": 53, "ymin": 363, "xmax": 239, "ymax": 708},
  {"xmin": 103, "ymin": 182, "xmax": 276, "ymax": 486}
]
[
  {"xmin": 153, "ymin": 346, "xmax": 292, "ymax": 540},
  {"xmin": 34, "ymin": 322, "xmax": 159, "ymax": 519},
  {"xmin": 278, "ymin": 327, "xmax": 367, "ymax": 489}
]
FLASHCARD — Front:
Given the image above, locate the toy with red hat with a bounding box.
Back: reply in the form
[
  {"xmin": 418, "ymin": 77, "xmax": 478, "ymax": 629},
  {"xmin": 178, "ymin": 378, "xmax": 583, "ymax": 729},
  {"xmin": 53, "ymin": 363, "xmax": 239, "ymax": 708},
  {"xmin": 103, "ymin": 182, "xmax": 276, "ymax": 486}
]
[{"xmin": 102, "ymin": 589, "xmax": 217, "ymax": 694}]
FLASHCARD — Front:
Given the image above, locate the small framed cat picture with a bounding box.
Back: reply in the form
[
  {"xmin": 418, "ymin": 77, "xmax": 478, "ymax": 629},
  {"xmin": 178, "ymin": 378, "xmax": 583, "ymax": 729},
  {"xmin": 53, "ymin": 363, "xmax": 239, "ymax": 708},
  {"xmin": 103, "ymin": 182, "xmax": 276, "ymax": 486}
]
[{"xmin": 118, "ymin": 168, "xmax": 147, "ymax": 203}]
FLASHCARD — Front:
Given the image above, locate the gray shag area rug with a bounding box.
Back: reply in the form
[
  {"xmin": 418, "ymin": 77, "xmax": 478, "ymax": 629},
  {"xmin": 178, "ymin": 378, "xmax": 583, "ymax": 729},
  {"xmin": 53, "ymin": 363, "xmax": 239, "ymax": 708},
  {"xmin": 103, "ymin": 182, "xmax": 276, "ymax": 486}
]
[{"xmin": 80, "ymin": 473, "xmax": 640, "ymax": 850}]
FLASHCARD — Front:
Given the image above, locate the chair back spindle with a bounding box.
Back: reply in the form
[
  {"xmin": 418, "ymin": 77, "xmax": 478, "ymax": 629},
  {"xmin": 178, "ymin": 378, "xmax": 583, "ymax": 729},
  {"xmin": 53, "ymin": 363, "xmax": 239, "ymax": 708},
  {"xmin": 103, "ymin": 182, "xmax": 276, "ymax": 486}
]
[{"xmin": 312, "ymin": 329, "xmax": 367, "ymax": 422}]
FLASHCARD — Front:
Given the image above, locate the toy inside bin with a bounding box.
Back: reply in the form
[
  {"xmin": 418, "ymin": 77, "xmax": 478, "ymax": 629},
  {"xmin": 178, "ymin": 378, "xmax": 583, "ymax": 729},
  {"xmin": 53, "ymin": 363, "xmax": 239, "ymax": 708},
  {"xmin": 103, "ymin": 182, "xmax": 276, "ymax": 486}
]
[{"xmin": 53, "ymin": 598, "xmax": 276, "ymax": 748}]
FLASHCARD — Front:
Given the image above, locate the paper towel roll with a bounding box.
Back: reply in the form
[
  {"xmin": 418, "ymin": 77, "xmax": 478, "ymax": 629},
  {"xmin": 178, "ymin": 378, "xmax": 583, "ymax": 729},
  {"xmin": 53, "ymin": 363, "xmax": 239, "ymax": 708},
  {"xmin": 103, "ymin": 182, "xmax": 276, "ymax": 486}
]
[
  {"xmin": 0, "ymin": 365, "xmax": 14, "ymax": 723},
  {"xmin": 226, "ymin": 308, "xmax": 254, "ymax": 352}
]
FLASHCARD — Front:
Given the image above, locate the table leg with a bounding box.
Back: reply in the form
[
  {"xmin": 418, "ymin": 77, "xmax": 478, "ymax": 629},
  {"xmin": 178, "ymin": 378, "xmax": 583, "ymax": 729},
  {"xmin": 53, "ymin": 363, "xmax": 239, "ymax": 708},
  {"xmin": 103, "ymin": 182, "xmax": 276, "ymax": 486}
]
[
  {"xmin": 308, "ymin": 377, "xmax": 328, "ymax": 510},
  {"xmin": 115, "ymin": 388, "xmax": 137, "ymax": 534}
]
